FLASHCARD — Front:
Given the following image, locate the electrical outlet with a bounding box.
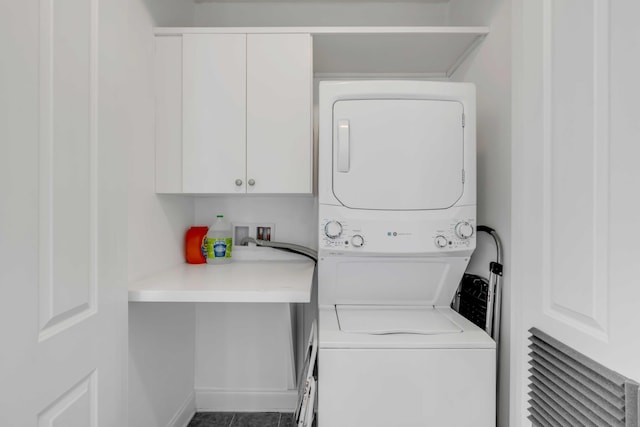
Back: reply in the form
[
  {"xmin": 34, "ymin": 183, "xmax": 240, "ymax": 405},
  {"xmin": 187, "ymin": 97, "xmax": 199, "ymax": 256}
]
[{"xmin": 232, "ymin": 223, "xmax": 276, "ymax": 247}]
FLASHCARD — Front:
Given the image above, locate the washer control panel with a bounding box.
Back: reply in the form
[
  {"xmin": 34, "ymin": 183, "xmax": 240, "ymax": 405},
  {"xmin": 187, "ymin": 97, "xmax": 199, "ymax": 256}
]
[
  {"xmin": 321, "ymin": 219, "xmax": 360, "ymax": 249},
  {"xmin": 319, "ymin": 216, "xmax": 476, "ymax": 254}
]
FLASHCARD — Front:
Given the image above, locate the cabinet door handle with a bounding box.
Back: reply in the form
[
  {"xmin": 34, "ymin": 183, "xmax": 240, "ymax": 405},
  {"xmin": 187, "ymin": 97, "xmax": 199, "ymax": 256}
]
[
  {"xmin": 337, "ymin": 119, "xmax": 350, "ymax": 173},
  {"xmin": 248, "ymin": 179, "xmax": 255, "ymax": 186},
  {"xmin": 235, "ymin": 179, "xmax": 243, "ymax": 186}
]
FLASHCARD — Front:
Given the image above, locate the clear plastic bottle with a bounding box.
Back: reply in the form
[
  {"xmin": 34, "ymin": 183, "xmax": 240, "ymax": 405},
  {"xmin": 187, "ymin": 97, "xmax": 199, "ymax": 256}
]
[{"xmin": 206, "ymin": 215, "xmax": 232, "ymax": 264}]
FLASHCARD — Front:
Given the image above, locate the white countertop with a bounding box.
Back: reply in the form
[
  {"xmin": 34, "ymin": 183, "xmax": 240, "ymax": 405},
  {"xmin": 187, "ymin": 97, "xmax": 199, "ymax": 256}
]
[{"xmin": 128, "ymin": 259, "xmax": 316, "ymax": 303}]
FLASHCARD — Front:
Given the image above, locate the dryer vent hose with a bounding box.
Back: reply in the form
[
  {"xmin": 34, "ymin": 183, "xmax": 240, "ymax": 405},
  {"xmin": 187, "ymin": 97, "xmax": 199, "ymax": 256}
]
[{"xmin": 240, "ymin": 237, "xmax": 318, "ymax": 262}]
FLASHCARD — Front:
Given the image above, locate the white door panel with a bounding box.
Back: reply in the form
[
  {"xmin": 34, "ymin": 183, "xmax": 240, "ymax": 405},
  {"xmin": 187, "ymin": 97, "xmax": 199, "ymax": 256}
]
[
  {"xmin": 512, "ymin": 0, "xmax": 640, "ymax": 424},
  {"xmin": 332, "ymin": 99, "xmax": 464, "ymax": 210},
  {"xmin": 0, "ymin": 0, "xmax": 127, "ymax": 425}
]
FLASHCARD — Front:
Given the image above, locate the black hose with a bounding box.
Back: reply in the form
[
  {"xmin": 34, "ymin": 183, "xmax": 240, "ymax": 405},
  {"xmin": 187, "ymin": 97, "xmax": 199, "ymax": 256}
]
[{"xmin": 477, "ymin": 225, "xmax": 502, "ymax": 265}]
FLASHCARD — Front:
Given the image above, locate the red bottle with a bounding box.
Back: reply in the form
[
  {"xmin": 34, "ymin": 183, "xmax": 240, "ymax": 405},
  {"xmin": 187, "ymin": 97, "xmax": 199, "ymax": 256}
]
[{"xmin": 185, "ymin": 226, "xmax": 209, "ymax": 264}]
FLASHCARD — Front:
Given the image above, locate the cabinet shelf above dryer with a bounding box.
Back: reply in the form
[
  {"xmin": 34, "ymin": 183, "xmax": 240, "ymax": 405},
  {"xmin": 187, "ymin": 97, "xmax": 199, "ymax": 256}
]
[{"xmin": 155, "ymin": 26, "xmax": 490, "ymax": 78}]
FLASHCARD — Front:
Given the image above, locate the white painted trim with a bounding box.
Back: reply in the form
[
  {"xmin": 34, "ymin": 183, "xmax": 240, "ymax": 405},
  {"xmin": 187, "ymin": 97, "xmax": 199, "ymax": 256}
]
[
  {"xmin": 154, "ymin": 26, "xmax": 490, "ymax": 36},
  {"xmin": 539, "ymin": 0, "xmax": 553, "ymax": 336},
  {"xmin": 509, "ymin": 0, "xmax": 528, "ymax": 424},
  {"xmin": 195, "ymin": 389, "xmax": 298, "ymax": 413},
  {"xmin": 590, "ymin": 0, "xmax": 611, "ymax": 339},
  {"xmin": 445, "ymin": 33, "xmax": 488, "ymax": 78},
  {"xmin": 313, "ymin": 72, "xmax": 447, "ymax": 79},
  {"xmin": 168, "ymin": 392, "xmax": 196, "ymax": 427}
]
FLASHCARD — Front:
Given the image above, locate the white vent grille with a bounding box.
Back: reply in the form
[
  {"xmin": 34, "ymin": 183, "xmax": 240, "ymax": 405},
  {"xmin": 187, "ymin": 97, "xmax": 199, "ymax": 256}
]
[{"xmin": 528, "ymin": 328, "xmax": 639, "ymax": 427}]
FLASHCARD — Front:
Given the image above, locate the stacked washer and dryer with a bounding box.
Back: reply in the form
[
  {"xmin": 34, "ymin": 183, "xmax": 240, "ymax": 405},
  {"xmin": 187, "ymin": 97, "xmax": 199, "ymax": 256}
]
[{"xmin": 316, "ymin": 81, "xmax": 496, "ymax": 426}]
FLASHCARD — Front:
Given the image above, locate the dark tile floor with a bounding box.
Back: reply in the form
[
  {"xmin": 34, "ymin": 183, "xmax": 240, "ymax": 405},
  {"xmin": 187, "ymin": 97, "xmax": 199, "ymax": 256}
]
[{"xmin": 188, "ymin": 412, "xmax": 297, "ymax": 427}]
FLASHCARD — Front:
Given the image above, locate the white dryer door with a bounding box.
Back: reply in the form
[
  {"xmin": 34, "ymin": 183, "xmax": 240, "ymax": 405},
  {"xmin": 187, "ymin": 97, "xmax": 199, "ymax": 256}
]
[{"xmin": 332, "ymin": 99, "xmax": 464, "ymax": 210}]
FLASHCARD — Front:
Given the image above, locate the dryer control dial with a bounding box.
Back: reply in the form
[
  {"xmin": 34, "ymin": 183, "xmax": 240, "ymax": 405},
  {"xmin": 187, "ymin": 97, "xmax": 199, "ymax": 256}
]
[
  {"xmin": 351, "ymin": 235, "xmax": 365, "ymax": 248},
  {"xmin": 455, "ymin": 221, "xmax": 474, "ymax": 239},
  {"xmin": 434, "ymin": 235, "xmax": 448, "ymax": 248},
  {"xmin": 324, "ymin": 221, "xmax": 343, "ymax": 239}
]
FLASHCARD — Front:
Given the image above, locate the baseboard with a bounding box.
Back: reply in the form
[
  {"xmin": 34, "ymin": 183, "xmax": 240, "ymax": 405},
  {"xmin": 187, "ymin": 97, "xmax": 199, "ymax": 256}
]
[
  {"xmin": 195, "ymin": 388, "xmax": 298, "ymax": 413},
  {"xmin": 167, "ymin": 391, "xmax": 196, "ymax": 427}
]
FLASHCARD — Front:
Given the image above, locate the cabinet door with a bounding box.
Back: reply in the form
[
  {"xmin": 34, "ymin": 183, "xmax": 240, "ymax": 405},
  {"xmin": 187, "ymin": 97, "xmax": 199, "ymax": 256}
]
[
  {"xmin": 247, "ymin": 34, "xmax": 313, "ymax": 194},
  {"xmin": 183, "ymin": 34, "xmax": 247, "ymax": 193}
]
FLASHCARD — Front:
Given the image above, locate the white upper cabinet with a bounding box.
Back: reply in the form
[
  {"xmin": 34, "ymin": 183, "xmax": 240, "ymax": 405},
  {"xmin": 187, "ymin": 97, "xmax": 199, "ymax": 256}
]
[{"xmin": 155, "ymin": 32, "xmax": 313, "ymax": 194}]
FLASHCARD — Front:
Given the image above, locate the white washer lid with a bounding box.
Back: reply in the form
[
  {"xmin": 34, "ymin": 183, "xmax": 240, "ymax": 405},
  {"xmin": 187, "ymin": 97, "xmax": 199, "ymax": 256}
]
[{"xmin": 336, "ymin": 305, "xmax": 463, "ymax": 335}]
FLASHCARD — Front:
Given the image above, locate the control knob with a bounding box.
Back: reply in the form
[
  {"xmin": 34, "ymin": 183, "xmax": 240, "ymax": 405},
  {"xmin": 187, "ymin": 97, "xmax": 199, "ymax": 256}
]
[
  {"xmin": 455, "ymin": 221, "xmax": 474, "ymax": 239},
  {"xmin": 324, "ymin": 221, "xmax": 343, "ymax": 239},
  {"xmin": 434, "ymin": 235, "xmax": 448, "ymax": 248},
  {"xmin": 351, "ymin": 235, "xmax": 365, "ymax": 248}
]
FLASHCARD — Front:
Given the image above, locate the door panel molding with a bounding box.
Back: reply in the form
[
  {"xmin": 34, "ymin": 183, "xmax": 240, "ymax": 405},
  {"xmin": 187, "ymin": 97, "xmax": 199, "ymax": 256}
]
[
  {"xmin": 37, "ymin": 371, "xmax": 97, "ymax": 427},
  {"xmin": 540, "ymin": 0, "xmax": 610, "ymax": 340},
  {"xmin": 38, "ymin": 0, "xmax": 99, "ymax": 342}
]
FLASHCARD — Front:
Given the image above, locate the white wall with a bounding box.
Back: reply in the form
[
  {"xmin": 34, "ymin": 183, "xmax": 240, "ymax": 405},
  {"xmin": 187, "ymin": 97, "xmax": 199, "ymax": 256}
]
[
  {"xmin": 126, "ymin": 1, "xmax": 196, "ymax": 426},
  {"xmin": 128, "ymin": 6, "xmax": 195, "ymax": 285},
  {"xmin": 194, "ymin": 303, "xmax": 299, "ymax": 412},
  {"xmin": 129, "ymin": 303, "xmax": 196, "ymax": 427},
  {"xmin": 194, "ymin": 196, "xmax": 317, "ymax": 248},
  {"xmin": 448, "ymin": 1, "xmax": 511, "ymax": 427},
  {"xmin": 192, "ymin": 2, "xmax": 449, "ymax": 27}
]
